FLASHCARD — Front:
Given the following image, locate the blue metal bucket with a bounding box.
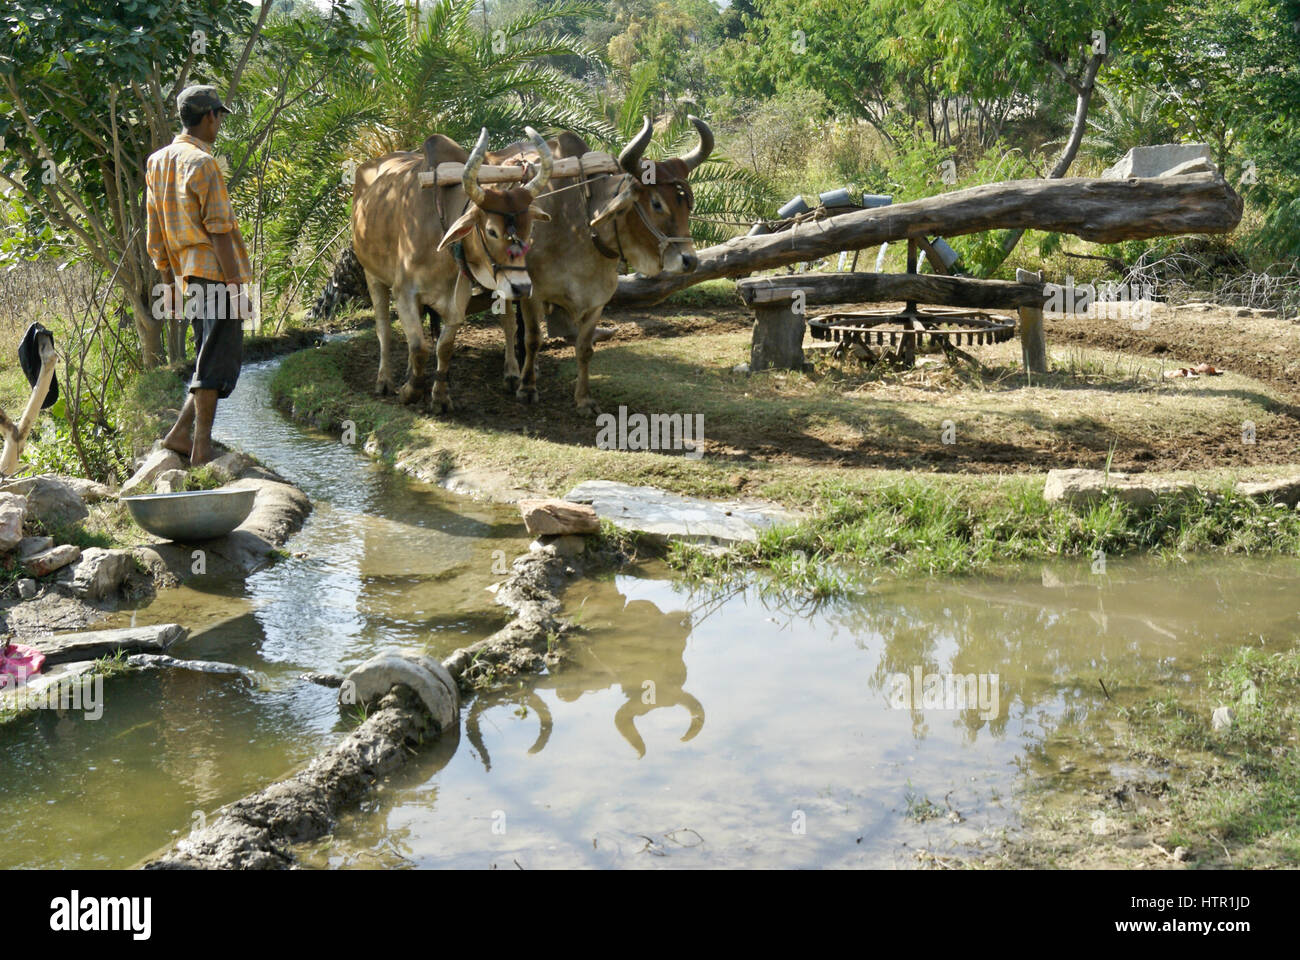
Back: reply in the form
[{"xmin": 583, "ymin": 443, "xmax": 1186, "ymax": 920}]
[
  {"xmin": 777, "ymin": 195, "xmax": 810, "ymax": 218},
  {"xmin": 929, "ymin": 237, "xmax": 960, "ymax": 269},
  {"xmin": 861, "ymin": 193, "xmax": 893, "ymax": 208},
  {"xmin": 819, "ymin": 188, "xmax": 855, "ymax": 208}
]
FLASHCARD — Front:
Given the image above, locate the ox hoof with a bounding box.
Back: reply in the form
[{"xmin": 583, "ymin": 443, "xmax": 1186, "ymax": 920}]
[
  {"xmin": 504, "ymin": 374, "xmax": 521, "ymax": 394},
  {"xmin": 576, "ymin": 399, "xmax": 601, "ymax": 418},
  {"xmin": 398, "ymin": 382, "xmax": 427, "ymax": 406},
  {"xmin": 515, "ymin": 386, "xmax": 539, "ymax": 404},
  {"xmin": 375, "ymin": 378, "xmax": 397, "ymax": 397},
  {"xmin": 433, "ymin": 395, "xmax": 456, "ymax": 415}
]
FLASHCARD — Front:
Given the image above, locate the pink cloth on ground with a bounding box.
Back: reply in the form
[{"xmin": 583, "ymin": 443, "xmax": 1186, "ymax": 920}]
[{"xmin": 0, "ymin": 642, "xmax": 46, "ymax": 687}]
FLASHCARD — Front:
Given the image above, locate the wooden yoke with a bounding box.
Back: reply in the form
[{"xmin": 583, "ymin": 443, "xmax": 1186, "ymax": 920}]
[{"xmin": 418, "ymin": 151, "xmax": 620, "ymax": 188}]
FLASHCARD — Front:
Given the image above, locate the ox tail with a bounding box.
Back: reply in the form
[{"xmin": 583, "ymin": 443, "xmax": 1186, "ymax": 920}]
[{"xmin": 421, "ymin": 304, "xmax": 442, "ymax": 339}]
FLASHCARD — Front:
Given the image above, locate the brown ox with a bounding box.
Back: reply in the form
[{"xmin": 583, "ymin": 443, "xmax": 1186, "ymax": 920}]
[
  {"xmin": 351, "ymin": 127, "xmax": 553, "ymax": 412},
  {"xmin": 484, "ymin": 116, "xmax": 713, "ymax": 414}
]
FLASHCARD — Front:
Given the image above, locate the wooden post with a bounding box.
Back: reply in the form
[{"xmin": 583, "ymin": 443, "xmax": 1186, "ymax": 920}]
[
  {"xmin": 0, "ymin": 329, "xmax": 57, "ymax": 476},
  {"xmin": 750, "ymin": 299, "xmax": 805, "ymax": 371},
  {"xmin": 1016, "ymin": 267, "xmax": 1048, "ymax": 375}
]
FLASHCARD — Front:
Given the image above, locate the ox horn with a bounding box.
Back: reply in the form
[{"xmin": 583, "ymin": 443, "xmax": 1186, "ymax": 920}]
[
  {"xmin": 680, "ymin": 114, "xmax": 714, "ymax": 172},
  {"xmin": 522, "ymin": 126, "xmax": 553, "ymax": 197},
  {"xmin": 462, "ymin": 127, "xmax": 489, "ymax": 207},
  {"xmin": 618, "ymin": 115, "xmax": 653, "ymax": 177}
]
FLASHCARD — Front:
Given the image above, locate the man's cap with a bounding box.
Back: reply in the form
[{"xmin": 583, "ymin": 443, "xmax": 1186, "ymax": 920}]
[{"xmin": 176, "ymin": 85, "xmax": 233, "ymax": 119}]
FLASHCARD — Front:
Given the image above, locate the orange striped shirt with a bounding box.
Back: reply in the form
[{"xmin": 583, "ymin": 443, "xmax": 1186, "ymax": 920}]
[{"xmin": 145, "ymin": 133, "xmax": 251, "ymax": 287}]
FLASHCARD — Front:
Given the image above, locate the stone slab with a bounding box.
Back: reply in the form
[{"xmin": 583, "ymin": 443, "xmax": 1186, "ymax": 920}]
[{"xmin": 564, "ymin": 479, "xmax": 801, "ymax": 547}]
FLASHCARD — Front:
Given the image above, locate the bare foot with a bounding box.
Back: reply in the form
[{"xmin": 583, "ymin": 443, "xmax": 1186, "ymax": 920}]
[
  {"xmin": 190, "ymin": 440, "xmax": 214, "ymax": 466},
  {"xmin": 161, "ymin": 431, "xmax": 192, "ymax": 458}
]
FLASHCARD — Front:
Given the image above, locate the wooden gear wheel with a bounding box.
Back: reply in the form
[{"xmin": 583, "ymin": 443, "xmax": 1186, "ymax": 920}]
[{"xmin": 808, "ymin": 306, "xmax": 1016, "ymax": 349}]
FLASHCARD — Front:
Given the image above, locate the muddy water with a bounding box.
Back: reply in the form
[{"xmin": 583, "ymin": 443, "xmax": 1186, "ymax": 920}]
[
  {"xmin": 0, "ymin": 358, "xmax": 527, "ymax": 869},
  {"xmin": 301, "ymin": 556, "xmax": 1300, "ymax": 869},
  {"xmin": 4, "ymin": 354, "xmax": 1298, "ymax": 869}
]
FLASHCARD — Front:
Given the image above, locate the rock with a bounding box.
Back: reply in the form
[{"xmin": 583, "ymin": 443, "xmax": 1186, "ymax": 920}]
[
  {"xmin": 23, "ymin": 543, "xmax": 81, "ymax": 578},
  {"xmin": 518, "ymin": 498, "xmax": 600, "ymax": 536},
  {"xmin": 154, "ymin": 469, "xmax": 189, "ymax": 494},
  {"xmin": 565, "ymin": 479, "xmax": 801, "ymax": 547},
  {"xmin": 1043, "ymin": 468, "xmax": 1199, "ymax": 508},
  {"xmin": 126, "ymin": 653, "xmax": 257, "ymax": 683},
  {"xmin": 1102, "ymin": 143, "xmax": 1214, "ymax": 180},
  {"xmin": 0, "ymin": 493, "xmax": 27, "ymax": 552},
  {"xmin": 16, "ymin": 578, "xmax": 37, "ymax": 600},
  {"xmin": 548, "ymin": 534, "xmax": 587, "ymax": 557},
  {"xmin": 1173, "ymin": 846, "xmax": 1189, "ymax": 862},
  {"xmin": 1048, "ymin": 469, "xmax": 1300, "ymax": 510},
  {"xmin": 121, "ymin": 448, "xmax": 186, "ymax": 497},
  {"xmin": 1161, "ymin": 157, "xmax": 1217, "ymax": 178},
  {"xmin": 1, "ymin": 473, "xmax": 112, "ymax": 503},
  {"xmin": 340, "ymin": 651, "xmax": 459, "ymax": 732},
  {"xmin": 4, "ymin": 477, "xmax": 89, "ymax": 529},
  {"xmin": 529, "ymin": 534, "xmax": 587, "ymax": 557},
  {"xmin": 732, "ymin": 362, "xmax": 750, "ymax": 375},
  {"xmin": 29, "ymin": 623, "xmax": 187, "ymax": 667},
  {"xmin": 1235, "ymin": 475, "xmax": 1300, "ymax": 508},
  {"xmin": 208, "ymin": 450, "xmax": 254, "ymax": 483},
  {"xmin": 16, "ymin": 536, "xmax": 53, "ymax": 558},
  {"xmin": 68, "ymin": 547, "xmax": 134, "ymax": 600},
  {"xmin": 1212, "ymin": 706, "xmax": 1235, "ymax": 731}
]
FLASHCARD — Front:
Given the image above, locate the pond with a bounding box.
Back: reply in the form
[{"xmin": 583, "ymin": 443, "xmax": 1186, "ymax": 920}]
[{"xmin": 2, "ymin": 355, "xmax": 1296, "ymax": 869}]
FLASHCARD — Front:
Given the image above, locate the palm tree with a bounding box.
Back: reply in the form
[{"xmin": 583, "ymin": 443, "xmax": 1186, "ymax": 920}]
[
  {"xmin": 256, "ymin": 0, "xmax": 610, "ymax": 318},
  {"xmin": 1056, "ymin": 83, "xmax": 1179, "ymax": 166}
]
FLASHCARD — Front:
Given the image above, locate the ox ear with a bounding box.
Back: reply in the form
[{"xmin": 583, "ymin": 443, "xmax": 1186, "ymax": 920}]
[
  {"xmin": 528, "ymin": 205, "xmax": 551, "ymax": 222},
  {"xmin": 589, "ymin": 184, "xmax": 636, "ymax": 228},
  {"xmin": 437, "ymin": 207, "xmax": 479, "ymax": 251}
]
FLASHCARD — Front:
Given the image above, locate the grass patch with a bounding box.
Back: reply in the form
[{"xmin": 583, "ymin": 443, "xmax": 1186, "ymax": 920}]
[
  {"xmin": 91, "ymin": 649, "xmax": 132, "ymax": 679},
  {"xmin": 672, "ymin": 476, "xmax": 1300, "ymax": 590},
  {"xmin": 117, "ymin": 367, "xmax": 187, "ymax": 458},
  {"xmin": 29, "ymin": 500, "xmax": 147, "ymax": 552},
  {"xmin": 184, "ymin": 464, "xmax": 225, "ymax": 491},
  {"xmin": 1116, "ymin": 646, "xmax": 1300, "ymax": 865},
  {"xmin": 661, "ymin": 277, "xmax": 739, "ymax": 308}
]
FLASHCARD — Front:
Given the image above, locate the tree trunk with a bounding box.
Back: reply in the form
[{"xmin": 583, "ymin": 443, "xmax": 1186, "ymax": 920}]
[
  {"xmin": 125, "ymin": 279, "xmax": 165, "ymax": 369},
  {"xmin": 990, "ymin": 52, "xmax": 1107, "ymax": 273}
]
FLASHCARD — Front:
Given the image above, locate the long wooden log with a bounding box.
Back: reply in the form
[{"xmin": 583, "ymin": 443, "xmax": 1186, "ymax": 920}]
[
  {"xmin": 419, "ymin": 151, "xmax": 620, "ymax": 188},
  {"xmin": 613, "ymin": 173, "xmax": 1243, "ymax": 307},
  {"xmin": 737, "ymin": 271, "xmax": 1046, "ymax": 309}
]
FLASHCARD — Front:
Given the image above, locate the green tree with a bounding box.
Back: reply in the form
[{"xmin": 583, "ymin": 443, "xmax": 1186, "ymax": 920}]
[{"xmin": 0, "ymin": 0, "xmax": 271, "ymax": 366}]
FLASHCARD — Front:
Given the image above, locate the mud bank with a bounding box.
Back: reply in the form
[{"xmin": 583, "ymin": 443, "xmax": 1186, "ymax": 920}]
[{"xmin": 141, "ymin": 541, "xmax": 626, "ymax": 869}]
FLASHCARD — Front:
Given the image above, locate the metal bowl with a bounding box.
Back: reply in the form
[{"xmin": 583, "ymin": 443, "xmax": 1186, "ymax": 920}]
[{"xmin": 122, "ymin": 487, "xmax": 256, "ymax": 542}]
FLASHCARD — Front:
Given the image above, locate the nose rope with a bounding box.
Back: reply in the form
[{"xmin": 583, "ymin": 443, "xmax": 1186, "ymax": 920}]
[{"xmin": 631, "ymin": 195, "xmax": 694, "ymax": 264}]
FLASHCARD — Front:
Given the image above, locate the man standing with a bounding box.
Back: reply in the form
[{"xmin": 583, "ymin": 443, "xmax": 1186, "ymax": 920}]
[{"xmin": 146, "ymin": 84, "xmax": 251, "ymax": 466}]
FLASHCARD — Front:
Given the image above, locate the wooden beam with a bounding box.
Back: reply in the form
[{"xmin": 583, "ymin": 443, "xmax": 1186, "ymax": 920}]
[
  {"xmin": 613, "ymin": 173, "xmax": 1244, "ymax": 306},
  {"xmin": 738, "ymin": 272, "xmax": 1047, "ymax": 310},
  {"xmin": 419, "ymin": 151, "xmax": 620, "ymax": 188}
]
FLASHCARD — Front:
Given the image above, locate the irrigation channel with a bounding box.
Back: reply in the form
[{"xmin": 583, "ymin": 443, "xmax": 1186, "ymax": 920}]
[{"xmin": 3, "ymin": 354, "xmax": 1298, "ymax": 868}]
